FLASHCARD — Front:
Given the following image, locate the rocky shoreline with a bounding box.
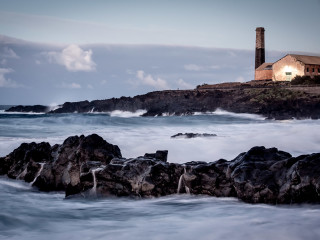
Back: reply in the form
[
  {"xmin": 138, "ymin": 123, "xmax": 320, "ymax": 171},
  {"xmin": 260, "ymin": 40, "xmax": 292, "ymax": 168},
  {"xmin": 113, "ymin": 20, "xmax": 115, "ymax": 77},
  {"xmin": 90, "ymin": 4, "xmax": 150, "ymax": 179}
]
[
  {"xmin": 1, "ymin": 134, "xmax": 320, "ymax": 204},
  {"xmin": 6, "ymin": 87, "xmax": 320, "ymax": 120}
]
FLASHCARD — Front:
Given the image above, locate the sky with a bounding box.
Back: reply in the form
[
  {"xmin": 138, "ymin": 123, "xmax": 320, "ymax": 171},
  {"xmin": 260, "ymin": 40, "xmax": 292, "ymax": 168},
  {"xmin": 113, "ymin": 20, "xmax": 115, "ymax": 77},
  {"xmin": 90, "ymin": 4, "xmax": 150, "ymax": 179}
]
[{"xmin": 0, "ymin": 0, "xmax": 319, "ymax": 105}]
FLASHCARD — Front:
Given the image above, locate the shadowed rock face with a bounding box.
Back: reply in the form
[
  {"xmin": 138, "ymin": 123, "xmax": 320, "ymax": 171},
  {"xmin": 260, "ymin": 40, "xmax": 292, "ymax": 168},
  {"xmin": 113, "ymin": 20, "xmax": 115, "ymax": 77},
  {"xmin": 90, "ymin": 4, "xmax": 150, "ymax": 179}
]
[{"xmin": 1, "ymin": 134, "xmax": 320, "ymax": 204}]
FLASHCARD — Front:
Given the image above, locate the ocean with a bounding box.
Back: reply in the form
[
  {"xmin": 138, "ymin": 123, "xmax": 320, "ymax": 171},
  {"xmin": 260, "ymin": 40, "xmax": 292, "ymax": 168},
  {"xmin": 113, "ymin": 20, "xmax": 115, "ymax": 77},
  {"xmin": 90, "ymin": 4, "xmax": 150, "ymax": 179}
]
[{"xmin": 1, "ymin": 106, "xmax": 320, "ymax": 240}]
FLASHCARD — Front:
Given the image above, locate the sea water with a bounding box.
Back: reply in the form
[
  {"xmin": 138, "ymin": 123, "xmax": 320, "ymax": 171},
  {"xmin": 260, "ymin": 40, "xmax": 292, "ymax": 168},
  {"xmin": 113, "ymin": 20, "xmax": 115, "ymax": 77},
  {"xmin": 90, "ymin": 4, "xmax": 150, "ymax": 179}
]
[{"xmin": 1, "ymin": 107, "xmax": 320, "ymax": 240}]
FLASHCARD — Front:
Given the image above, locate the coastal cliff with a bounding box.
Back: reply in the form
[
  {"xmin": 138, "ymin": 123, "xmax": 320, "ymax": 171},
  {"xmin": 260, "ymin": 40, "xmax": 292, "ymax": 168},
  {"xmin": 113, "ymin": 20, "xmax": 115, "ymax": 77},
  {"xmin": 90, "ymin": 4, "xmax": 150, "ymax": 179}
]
[
  {"xmin": 1, "ymin": 134, "xmax": 320, "ymax": 204},
  {"xmin": 6, "ymin": 87, "xmax": 320, "ymax": 120}
]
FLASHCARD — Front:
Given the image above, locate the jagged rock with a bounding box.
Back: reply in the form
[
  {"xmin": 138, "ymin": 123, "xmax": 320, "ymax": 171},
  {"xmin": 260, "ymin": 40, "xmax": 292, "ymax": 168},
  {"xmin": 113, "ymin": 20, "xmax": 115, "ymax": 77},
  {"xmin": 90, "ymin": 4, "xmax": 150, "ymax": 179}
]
[
  {"xmin": 171, "ymin": 133, "xmax": 217, "ymax": 138},
  {"xmin": 0, "ymin": 134, "xmax": 122, "ymax": 192},
  {"xmin": 1, "ymin": 134, "xmax": 320, "ymax": 204}
]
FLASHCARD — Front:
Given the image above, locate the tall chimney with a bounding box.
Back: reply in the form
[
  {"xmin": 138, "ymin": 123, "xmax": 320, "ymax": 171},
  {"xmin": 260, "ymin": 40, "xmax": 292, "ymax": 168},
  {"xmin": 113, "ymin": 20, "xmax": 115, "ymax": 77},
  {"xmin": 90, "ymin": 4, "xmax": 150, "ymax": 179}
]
[{"xmin": 255, "ymin": 27, "xmax": 265, "ymax": 69}]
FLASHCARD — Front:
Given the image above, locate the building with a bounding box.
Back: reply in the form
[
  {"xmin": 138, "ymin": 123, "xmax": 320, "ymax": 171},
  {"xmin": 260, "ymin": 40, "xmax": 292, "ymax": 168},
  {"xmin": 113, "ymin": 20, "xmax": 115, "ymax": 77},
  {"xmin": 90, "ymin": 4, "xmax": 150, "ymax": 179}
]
[
  {"xmin": 272, "ymin": 54, "xmax": 320, "ymax": 81},
  {"xmin": 254, "ymin": 27, "xmax": 320, "ymax": 81},
  {"xmin": 255, "ymin": 62, "xmax": 273, "ymax": 80}
]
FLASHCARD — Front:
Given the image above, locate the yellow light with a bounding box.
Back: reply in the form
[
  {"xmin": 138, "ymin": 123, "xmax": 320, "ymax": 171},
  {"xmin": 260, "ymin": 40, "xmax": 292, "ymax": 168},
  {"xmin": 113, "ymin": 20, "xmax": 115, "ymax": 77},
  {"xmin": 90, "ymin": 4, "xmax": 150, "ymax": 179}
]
[{"xmin": 284, "ymin": 66, "xmax": 292, "ymax": 72}]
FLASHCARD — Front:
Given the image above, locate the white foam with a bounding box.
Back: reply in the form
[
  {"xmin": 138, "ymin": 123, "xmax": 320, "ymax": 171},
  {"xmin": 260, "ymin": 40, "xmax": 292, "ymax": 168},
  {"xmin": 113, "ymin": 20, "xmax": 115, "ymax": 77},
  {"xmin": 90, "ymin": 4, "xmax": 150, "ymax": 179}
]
[
  {"xmin": 194, "ymin": 108, "xmax": 266, "ymax": 120},
  {"xmin": 109, "ymin": 109, "xmax": 147, "ymax": 118},
  {"xmin": 0, "ymin": 178, "xmax": 31, "ymax": 190},
  {"xmin": 0, "ymin": 110, "xmax": 46, "ymax": 115},
  {"xmin": 48, "ymin": 105, "xmax": 62, "ymax": 112},
  {"xmin": 90, "ymin": 167, "xmax": 104, "ymax": 196},
  {"xmin": 30, "ymin": 163, "xmax": 45, "ymax": 186}
]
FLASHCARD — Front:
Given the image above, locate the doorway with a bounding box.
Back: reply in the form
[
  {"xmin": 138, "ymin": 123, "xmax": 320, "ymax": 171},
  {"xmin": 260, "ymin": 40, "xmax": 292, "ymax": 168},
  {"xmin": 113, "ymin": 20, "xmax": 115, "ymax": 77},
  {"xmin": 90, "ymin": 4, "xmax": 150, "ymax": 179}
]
[{"xmin": 285, "ymin": 72, "xmax": 292, "ymax": 81}]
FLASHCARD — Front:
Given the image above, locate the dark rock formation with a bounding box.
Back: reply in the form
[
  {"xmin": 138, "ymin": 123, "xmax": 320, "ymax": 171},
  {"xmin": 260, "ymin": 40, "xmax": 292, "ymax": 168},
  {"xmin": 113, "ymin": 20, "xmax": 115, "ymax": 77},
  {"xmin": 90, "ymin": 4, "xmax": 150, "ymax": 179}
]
[
  {"xmin": 5, "ymin": 105, "xmax": 48, "ymax": 113},
  {"xmin": 1, "ymin": 134, "xmax": 320, "ymax": 204},
  {"xmin": 171, "ymin": 133, "xmax": 217, "ymax": 138},
  {"xmin": 0, "ymin": 134, "xmax": 121, "ymax": 192},
  {"xmin": 6, "ymin": 87, "xmax": 320, "ymax": 120}
]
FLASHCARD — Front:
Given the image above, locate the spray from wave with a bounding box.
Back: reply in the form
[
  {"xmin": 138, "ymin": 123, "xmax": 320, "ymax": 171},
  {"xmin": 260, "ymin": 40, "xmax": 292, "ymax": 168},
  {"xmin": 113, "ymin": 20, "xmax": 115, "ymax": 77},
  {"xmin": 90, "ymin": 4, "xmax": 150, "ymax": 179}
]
[
  {"xmin": 194, "ymin": 108, "xmax": 266, "ymax": 120},
  {"xmin": 108, "ymin": 109, "xmax": 147, "ymax": 118}
]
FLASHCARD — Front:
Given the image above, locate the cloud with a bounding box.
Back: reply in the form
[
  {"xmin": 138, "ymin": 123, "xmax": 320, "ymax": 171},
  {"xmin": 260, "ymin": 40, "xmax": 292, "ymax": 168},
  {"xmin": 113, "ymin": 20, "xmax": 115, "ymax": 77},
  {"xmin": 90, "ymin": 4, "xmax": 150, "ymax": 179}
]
[
  {"xmin": 46, "ymin": 44, "xmax": 96, "ymax": 72},
  {"xmin": 184, "ymin": 64, "xmax": 203, "ymax": 71},
  {"xmin": 136, "ymin": 70, "xmax": 169, "ymax": 89},
  {"xmin": 176, "ymin": 79, "xmax": 193, "ymax": 89},
  {"xmin": 0, "ymin": 68, "xmax": 21, "ymax": 88},
  {"xmin": 87, "ymin": 84, "xmax": 93, "ymax": 89},
  {"xmin": 184, "ymin": 64, "xmax": 221, "ymax": 71},
  {"xmin": 59, "ymin": 82, "xmax": 82, "ymax": 89},
  {"xmin": 0, "ymin": 47, "xmax": 19, "ymax": 59},
  {"xmin": 236, "ymin": 76, "xmax": 245, "ymax": 82}
]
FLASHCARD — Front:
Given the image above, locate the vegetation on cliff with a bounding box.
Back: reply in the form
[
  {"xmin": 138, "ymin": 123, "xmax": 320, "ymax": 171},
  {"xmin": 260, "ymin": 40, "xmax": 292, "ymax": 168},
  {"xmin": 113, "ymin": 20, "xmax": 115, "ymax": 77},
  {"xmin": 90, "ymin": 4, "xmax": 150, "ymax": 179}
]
[{"xmin": 291, "ymin": 75, "xmax": 320, "ymax": 85}]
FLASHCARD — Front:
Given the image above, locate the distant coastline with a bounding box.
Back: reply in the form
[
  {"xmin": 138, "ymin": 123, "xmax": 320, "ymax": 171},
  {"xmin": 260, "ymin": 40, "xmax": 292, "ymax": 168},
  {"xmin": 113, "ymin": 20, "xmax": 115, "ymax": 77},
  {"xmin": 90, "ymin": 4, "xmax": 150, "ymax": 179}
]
[{"xmin": 6, "ymin": 81, "xmax": 320, "ymax": 120}]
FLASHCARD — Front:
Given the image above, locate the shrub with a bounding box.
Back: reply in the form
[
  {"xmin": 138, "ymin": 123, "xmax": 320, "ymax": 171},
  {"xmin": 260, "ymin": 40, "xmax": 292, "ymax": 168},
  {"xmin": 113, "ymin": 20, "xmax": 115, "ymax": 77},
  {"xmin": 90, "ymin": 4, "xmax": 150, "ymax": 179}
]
[{"xmin": 291, "ymin": 75, "xmax": 320, "ymax": 85}]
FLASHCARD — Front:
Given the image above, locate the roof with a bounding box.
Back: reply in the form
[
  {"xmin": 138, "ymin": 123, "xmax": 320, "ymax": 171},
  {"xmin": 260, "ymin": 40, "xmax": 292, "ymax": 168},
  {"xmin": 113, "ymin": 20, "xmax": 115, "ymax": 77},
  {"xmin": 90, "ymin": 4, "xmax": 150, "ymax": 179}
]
[
  {"xmin": 289, "ymin": 54, "xmax": 320, "ymax": 65},
  {"xmin": 256, "ymin": 62, "xmax": 273, "ymax": 71}
]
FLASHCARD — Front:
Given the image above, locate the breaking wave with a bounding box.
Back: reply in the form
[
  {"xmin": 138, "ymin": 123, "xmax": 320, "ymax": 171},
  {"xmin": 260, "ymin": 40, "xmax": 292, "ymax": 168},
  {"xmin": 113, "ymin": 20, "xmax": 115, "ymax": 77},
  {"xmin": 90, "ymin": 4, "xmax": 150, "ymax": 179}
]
[
  {"xmin": 108, "ymin": 109, "xmax": 147, "ymax": 118},
  {"xmin": 0, "ymin": 110, "xmax": 46, "ymax": 115},
  {"xmin": 194, "ymin": 108, "xmax": 266, "ymax": 120}
]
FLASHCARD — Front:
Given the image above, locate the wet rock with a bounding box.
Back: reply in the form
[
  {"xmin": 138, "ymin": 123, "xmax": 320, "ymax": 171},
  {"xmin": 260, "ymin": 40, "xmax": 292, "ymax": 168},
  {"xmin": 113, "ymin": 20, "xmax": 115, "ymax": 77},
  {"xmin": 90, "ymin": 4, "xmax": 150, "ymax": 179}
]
[
  {"xmin": 171, "ymin": 133, "xmax": 217, "ymax": 138},
  {"xmin": 1, "ymin": 134, "xmax": 320, "ymax": 204}
]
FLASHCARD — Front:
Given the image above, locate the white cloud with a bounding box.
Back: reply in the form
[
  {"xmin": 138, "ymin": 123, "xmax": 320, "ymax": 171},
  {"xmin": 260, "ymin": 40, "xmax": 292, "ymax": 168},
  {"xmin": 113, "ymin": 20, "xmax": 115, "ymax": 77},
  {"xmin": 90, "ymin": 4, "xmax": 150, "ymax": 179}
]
[
  {"xmin": 176, "ymin": 79, "xmax": 193, "ymax": 89},
  {"xmin": 184, "ymin": 64, "xmax": 221, "ymax": 71},
  {"xmin": 59, "ymin": 82, "xmax": 82, "ymax": 89},
  {"xmin": 209, "ymin": 65, "xmax": 221, "ymax": 69},
  {"xmin": 184, "ymin": 64, "xmax": 203, "ymax": 71},
  {"xmin": 136, "ymin": 70, "xmax": 169, "ymax": 90},
  {"xmin": 47, "ymin": 44, "xmax": 96, "ymax": 72},
  {"xmin": 0, "ymin": 47, "xmax": 19, "ymax": 59},
  {"xmin": 236, "ymin": 76, "xmax": 245, "ymax": 82},
  {"xmin": 0, "ymin": 68, "xmax": 21, "ymax": 88}
]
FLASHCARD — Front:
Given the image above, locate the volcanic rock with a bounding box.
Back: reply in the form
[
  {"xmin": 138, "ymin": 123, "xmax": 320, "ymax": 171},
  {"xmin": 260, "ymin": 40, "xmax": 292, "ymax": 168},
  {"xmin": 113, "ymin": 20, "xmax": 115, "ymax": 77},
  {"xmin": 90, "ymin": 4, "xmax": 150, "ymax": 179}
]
[
  {"xmin": 1, "ymin": 134, "xmax": 320, "ymax": 204},
  {"xmin": 171, "ymin": 133, "xmax": 217, "ymax": 138}
]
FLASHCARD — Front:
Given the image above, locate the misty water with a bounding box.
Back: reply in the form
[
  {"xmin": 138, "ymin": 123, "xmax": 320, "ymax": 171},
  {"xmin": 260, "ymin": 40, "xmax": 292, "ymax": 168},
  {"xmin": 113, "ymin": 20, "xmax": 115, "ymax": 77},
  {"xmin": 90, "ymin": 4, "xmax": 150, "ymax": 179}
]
[{"xmin": 1, "ymin": 107, "xmax": 320, "ymax": 240}]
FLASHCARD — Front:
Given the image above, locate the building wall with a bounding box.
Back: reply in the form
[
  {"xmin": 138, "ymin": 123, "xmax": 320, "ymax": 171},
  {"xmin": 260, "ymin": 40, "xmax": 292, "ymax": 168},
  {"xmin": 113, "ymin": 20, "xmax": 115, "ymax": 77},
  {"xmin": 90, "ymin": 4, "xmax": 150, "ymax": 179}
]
[
  {"xmin": 304, "ymin": 64, "xmax": 320, "ymax": 77},
  {"xmin": 272, "ymin": 55, "xmax": 305, "ymax": 81},
  {"xmin": 255, "ymin": 69, "xmax": 273, "ymax": 80}
]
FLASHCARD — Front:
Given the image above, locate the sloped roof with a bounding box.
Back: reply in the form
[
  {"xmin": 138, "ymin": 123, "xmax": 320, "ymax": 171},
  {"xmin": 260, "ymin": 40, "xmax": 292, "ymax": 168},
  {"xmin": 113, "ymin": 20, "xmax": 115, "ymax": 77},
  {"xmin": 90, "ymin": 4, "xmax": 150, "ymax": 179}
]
[
  {"xmin": 256, "ymin": 62, "xmax": 273, "ymax": 71},
  {"xmin": 290, "ymin": 54, "xmax": 320, "ymax": 65}
]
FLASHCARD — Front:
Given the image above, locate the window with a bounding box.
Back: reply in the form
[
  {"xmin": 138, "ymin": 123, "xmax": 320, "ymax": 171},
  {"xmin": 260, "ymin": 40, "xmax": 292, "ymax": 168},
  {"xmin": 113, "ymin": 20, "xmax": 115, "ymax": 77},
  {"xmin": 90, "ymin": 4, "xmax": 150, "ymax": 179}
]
[
  {"xmin": 306, "ymin": 67, "xmax": 309, "ymax": 72},
  {"xmin": 313, "ymin": 68, "xmax": 315, "ymax": 72},
  {"xmin": 318, "ymin": 68, "xmax": 320, "ymax": 73}
]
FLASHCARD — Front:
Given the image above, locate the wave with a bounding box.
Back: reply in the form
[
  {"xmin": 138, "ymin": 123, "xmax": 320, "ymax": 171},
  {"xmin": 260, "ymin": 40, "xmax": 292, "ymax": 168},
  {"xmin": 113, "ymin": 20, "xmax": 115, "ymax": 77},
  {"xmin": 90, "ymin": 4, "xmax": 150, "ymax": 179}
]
[
  {"xmin": 0, "ymin": 178, "xmax": 31, "ymax": 190},
  {"xmin": 109, "ymin": 109, "xmax": 147, "ymax": 118},
  {"xmin": 194, "ymin": 108, "xmax": 266, "ymax": 120},
  {"xmin": 47, "ymin": 105, "xmax": 62, "ymax": 112},
  {"xmin": 0, "ymin": 110, "xmax": 46, "ymax": 115}
]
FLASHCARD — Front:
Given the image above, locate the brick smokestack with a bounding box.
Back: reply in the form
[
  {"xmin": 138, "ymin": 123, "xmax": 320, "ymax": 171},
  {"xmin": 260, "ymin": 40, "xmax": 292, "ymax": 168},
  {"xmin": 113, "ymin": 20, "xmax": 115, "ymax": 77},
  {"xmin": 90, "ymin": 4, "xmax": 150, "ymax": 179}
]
[{"xmin": 255, "ymin": 27, "xmax": 265, "ymax": 69}]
